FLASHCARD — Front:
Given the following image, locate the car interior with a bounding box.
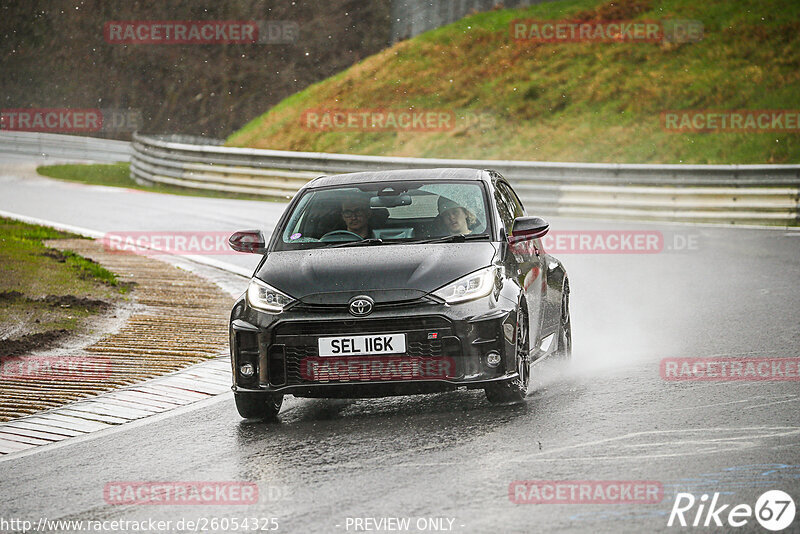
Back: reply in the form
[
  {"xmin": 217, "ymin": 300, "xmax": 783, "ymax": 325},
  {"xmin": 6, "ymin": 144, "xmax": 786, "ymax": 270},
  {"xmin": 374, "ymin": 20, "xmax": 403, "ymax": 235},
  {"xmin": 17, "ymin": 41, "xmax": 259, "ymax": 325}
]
[
  {"xmin": 282, "ymin": 182, "xmax": 489, "ymax": 245},
  {"xmin": 295, "ymin": 194, "xmax": 446, "ymax": 240}
]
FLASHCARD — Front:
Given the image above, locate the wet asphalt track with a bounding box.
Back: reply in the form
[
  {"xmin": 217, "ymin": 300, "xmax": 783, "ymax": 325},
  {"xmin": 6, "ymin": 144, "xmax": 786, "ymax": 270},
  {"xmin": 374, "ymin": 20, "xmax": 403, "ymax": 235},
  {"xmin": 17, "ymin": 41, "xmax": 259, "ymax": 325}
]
[{"xmin": 0, "ymin": 160, "xmax": 799, "ymax": 533}]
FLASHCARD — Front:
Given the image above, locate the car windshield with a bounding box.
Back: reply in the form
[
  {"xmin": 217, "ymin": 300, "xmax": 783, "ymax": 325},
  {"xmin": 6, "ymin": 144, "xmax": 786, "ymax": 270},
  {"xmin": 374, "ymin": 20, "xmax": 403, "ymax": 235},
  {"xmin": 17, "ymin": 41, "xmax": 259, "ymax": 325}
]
[{"xmin": 276, "ymin": 180, "xmax": 491, "ymax": 250}]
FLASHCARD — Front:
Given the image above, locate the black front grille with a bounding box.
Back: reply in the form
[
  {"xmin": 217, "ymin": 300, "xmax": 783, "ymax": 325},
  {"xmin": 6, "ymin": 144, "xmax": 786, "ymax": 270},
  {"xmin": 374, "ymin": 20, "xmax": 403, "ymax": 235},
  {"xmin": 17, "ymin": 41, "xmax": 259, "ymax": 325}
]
[
  {"xmin": 273, "ymin": 316, "xmax": 459, "ymax": 385},
  {"xmin": 407, "ymin": 340, "xmax": 443, "ymax": 356},
  {"xmin": 285, "ymin": 345, "xmax": 314, "ymax": 384}
]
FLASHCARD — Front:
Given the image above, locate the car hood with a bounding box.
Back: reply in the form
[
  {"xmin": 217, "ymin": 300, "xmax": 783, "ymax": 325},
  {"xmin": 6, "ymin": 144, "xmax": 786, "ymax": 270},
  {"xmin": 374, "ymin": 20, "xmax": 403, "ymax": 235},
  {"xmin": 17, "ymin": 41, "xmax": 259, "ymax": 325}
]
[{"xmin": 255, "ymin": 242, "xmax": 498, "ymax": 305}]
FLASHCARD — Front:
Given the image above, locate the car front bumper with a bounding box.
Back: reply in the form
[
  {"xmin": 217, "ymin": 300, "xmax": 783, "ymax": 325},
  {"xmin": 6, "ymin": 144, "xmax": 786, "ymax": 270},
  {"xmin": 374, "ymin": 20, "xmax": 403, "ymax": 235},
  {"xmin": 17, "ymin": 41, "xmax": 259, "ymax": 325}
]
[{"xmin": 229, "ymin": 294, "xmax": 520, "ymax": 398}]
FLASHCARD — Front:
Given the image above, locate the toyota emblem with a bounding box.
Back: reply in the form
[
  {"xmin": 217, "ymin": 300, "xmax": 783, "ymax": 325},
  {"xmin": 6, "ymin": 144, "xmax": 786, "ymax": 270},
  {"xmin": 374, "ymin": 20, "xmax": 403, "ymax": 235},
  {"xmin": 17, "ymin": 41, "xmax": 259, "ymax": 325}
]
[{"xmin": 348, "ymin": 296, "xmax": 374, "ymax": 317}]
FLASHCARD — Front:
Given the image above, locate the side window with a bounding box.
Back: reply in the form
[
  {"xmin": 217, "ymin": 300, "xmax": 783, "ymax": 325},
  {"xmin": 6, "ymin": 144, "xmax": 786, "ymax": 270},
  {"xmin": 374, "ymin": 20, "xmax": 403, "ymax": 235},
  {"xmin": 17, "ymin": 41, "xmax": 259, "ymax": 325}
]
[
  {"xmin": 500, "ymin": 182, "xmax": 526, "ymax": 218},
  {"xmin": 495, "ymin": 182, "xmax": 522, "ymax": 235},
  {"xmin": 498, "ymin": 181, "xmax": 543, "ymax": 254},
  {"xmin": 493, "ymin": 187, "xmax": 514, "ymax": 236}
]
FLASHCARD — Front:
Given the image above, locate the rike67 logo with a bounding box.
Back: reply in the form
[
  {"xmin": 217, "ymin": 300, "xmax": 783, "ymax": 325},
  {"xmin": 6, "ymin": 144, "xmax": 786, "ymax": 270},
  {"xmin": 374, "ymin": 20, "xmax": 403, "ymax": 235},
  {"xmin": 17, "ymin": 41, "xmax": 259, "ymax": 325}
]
[{"xmin": 668, "ymin": 490, "xmax": 796, "ymax": 531}]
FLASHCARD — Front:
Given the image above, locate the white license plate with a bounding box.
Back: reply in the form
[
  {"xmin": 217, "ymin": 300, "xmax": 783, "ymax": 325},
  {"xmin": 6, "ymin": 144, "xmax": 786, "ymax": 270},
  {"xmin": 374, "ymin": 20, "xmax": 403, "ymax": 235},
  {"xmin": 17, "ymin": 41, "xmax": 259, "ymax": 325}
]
[{"xmin": 318, "ymin": 333, "xmax": 406, "ymax": 357}]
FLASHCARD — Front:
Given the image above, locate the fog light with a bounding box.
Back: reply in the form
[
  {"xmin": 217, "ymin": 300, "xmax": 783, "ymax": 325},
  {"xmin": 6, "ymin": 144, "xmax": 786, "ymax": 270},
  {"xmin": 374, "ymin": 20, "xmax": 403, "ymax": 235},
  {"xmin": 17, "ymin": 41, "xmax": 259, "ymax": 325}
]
[
  {"xmin": 239, "ymin": 363, "xmax": 255, "ymax": 377},
  {"xmin": 486, "ymin": 351, "xmax": 501, "ymax": 368}
]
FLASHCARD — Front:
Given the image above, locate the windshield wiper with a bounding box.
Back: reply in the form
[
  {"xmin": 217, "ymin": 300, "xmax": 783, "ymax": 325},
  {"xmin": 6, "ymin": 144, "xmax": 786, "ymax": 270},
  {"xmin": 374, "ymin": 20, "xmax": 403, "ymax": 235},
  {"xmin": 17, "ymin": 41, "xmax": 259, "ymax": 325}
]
[
  {"xmin": 412, "ymin": 233, "xmax": 491, "ymax": 245},
  {"xmin": 328, "ymin": 238, "xmax": 384, "ymax": 248}
]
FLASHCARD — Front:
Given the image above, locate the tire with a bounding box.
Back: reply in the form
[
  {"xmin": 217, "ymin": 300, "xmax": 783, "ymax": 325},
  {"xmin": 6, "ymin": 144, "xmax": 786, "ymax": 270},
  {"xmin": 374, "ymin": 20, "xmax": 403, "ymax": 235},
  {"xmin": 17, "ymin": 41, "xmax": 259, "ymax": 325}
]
[
  {"xmin": 553, "ymin": 281, "xmax": 572, "ymax": 361},
  {"xmin": 234, "ymin": 392, "xmax": 283, "ymax": 419},
  {"xmin": 485, "ymin": 304, "xmax": 530, "ymax": 404}
]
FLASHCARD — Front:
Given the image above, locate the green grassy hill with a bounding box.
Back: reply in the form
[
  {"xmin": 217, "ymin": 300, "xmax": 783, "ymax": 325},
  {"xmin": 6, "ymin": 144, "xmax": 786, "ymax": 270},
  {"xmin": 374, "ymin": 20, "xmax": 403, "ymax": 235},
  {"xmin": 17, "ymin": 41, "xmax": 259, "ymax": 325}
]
[{"xmin": 226, "ymin": 0, "xmax": 800, "ymax": 164}]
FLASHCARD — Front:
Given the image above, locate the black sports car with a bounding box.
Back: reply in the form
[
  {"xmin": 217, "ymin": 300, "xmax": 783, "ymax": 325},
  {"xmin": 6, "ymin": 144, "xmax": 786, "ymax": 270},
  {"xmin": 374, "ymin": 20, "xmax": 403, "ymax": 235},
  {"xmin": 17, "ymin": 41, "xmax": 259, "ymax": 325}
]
[{"xmin": 228, "ymin": 168, "xmax": 571, "ymax": 418}]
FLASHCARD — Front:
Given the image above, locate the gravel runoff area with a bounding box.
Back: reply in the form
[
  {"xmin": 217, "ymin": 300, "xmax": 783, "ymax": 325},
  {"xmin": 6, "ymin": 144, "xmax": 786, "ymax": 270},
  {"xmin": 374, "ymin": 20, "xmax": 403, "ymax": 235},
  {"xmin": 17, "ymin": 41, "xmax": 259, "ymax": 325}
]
[{"xmin": 0, "ymin": 238, "xmax": 234, "ymax": 422}]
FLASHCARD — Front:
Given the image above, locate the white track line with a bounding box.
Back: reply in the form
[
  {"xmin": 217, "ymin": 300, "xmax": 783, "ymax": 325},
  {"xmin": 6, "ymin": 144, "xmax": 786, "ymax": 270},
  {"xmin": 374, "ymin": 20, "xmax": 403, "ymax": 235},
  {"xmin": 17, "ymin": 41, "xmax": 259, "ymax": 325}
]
[{"xmin": 0, "ymin": 209, "xmax": 252, "ymax": 278}]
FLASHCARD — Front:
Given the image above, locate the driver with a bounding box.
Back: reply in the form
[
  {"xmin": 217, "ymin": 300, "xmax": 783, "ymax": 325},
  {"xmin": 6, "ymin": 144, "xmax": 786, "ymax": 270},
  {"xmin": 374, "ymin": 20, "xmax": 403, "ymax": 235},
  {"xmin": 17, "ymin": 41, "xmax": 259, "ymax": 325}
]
[
  {"xmin": 438, "ymin": 196, "xmax": 478, "ymax": 235},
  {"xmin": 340, "ymin": 195, "xmax": 372, "ymax": 238}
]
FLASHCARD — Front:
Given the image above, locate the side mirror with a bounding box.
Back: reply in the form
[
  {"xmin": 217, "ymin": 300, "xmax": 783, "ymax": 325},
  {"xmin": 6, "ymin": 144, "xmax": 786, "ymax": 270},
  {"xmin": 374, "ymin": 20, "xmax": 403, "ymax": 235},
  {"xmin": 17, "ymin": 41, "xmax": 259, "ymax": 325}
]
[
  {"xmin": 509, "ymin": 216, "xmax": 549, "ymax": 242},
  {"xmin": 229, "ymin": 230, "xmax": 267, "ymax": 254}
]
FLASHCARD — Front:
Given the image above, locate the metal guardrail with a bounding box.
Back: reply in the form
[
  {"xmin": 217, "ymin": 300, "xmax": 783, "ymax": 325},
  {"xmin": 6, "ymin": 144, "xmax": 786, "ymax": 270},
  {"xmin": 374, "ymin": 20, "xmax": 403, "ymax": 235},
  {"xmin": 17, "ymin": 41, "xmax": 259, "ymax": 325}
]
[
  {"xmin": 0, "ymin": 131, "xmax": 796, "ymax": 225},
  {"xmin": 132, "ymin": 133, "xmax": 799, "ymax": 225},
  {"xmin": 0, "ymin": 131, "xmax": 131, "ymax": 162}
]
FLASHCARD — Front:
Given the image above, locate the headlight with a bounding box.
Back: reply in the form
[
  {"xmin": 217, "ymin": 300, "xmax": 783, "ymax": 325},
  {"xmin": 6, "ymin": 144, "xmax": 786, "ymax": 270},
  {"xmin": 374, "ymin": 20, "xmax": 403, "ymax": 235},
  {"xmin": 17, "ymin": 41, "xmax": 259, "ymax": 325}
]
[
  {"xmin": 432, "ymin": 267, "xmax": 498, "ymax": 304},
  {"xmin": 246, "ymin": 278, "xmax": 294, "ymax": 313}
]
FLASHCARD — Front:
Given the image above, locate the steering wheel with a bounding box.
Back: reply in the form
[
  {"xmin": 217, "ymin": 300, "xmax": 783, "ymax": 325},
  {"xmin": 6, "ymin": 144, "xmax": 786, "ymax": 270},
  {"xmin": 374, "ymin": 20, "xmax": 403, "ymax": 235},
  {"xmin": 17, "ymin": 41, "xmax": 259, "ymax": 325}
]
[{"xmin": 319, "ymin": 230, "xmax": 365, "ymax": 242}]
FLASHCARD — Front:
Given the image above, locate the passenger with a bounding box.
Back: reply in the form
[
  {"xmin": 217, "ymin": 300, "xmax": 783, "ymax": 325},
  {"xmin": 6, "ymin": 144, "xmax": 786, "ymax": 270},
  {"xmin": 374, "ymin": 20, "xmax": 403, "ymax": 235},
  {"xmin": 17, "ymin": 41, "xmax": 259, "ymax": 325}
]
[
  {"xmin": 340, "ymin": 195, "xmax": 372, "ymax": 238},
  {"xmin": 438, "ymin": 197, "xmax": 478, "ymax": 235}
]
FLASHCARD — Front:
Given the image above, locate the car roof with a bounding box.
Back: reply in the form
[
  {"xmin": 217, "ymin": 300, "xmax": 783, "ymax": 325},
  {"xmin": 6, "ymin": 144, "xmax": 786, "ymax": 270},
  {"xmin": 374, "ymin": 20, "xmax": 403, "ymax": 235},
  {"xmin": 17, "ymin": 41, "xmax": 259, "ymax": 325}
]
[{"xmin": 306, "ymin": 168, "xmax": 487, "ymax": 189}]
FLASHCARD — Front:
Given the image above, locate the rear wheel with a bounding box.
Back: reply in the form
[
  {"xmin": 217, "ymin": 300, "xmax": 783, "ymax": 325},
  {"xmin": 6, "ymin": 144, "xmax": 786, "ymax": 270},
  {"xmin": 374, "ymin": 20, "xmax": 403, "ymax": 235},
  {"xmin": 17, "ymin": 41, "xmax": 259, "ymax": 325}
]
[
  {"xmin": 234, "ymin": 392, "xmax": 283, "ymax": 419},
  {"xmin": 485, "ymin": 304, "xmax": 530, "ymax": 404},
  {"xmin": 553, "ymin": 281, "xmax": 572, "ymax": 361}
]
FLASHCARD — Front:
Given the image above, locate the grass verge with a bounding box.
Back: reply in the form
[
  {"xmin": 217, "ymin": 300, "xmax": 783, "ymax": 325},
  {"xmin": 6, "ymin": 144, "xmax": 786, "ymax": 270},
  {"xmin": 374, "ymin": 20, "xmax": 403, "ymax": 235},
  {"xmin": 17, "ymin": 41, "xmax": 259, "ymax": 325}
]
[
  {"xmin": 36, "ymin": 163, "xmax": 282, "ymax": 201},
  {"xmin": 0, "ymin": 217, "xmax": 128, "ymax": 356},
  {"xmin": 226, "ymin": 0, "xmax": 800, "ymax": 164}
]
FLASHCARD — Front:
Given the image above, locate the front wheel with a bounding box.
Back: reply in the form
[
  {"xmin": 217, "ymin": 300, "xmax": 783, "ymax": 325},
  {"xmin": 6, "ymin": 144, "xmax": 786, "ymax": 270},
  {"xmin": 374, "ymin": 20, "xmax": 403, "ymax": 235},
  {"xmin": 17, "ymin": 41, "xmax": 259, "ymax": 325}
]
[
  {"xmin": 234, "ymin": 392, "xmax": 283, "ymax": 419},
  {"xmin": 485, "ymin": 305, "xmax": 530, "ymax": 404}
]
